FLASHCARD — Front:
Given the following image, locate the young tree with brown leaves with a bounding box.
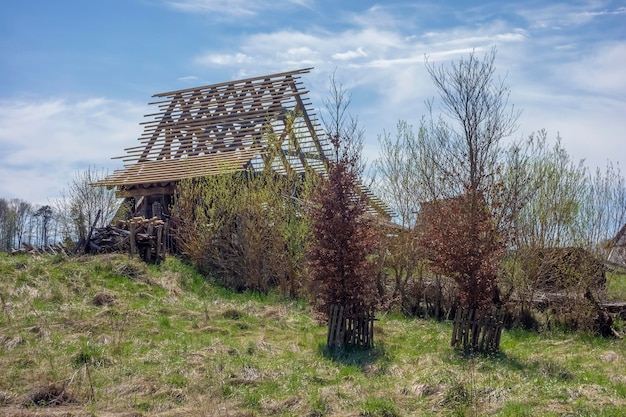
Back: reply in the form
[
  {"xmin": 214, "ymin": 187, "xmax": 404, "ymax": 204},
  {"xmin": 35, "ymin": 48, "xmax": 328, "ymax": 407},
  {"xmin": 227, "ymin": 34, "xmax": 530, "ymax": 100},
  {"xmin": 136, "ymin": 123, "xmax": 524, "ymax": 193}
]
[
  {"xmin": 416, "ymin": 48, "xmax": 517, "ymax": 313},
  {"xmin": 308, "ymin": 158, "xmax": 379, "ymax": 319},
  {"xmin": 308, "ymin": 76, "xmax": 379, "ymax": 323},
  {"xmin": 417, "ymin": 192, "xmax": 503, "ymax": 310}
]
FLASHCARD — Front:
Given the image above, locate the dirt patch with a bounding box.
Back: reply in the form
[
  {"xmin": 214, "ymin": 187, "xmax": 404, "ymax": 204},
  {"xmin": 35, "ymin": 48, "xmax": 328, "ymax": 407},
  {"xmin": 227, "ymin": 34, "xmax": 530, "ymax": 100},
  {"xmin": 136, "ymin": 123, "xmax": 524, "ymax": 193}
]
[
  {"xmin": 22, "ymin": 384, "xmax": 79, "ymax": 407},
  {"xmin": 92, "ymin": 292, "xmax": 116, "ymax": 306}
]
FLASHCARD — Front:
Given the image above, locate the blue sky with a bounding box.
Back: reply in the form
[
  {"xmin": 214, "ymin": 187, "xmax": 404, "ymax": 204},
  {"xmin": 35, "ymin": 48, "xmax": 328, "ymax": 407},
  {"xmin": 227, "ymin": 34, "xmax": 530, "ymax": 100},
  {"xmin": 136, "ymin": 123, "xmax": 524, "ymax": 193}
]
[{"xmin": 1, "ymin": 0, "xmax": 625, "ymax": 204}]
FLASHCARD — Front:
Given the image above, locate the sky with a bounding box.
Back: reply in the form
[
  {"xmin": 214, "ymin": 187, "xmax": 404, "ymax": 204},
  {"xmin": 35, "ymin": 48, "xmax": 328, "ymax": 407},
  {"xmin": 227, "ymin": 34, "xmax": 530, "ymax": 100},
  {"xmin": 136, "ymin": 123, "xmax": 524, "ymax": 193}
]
[{"xmin": 1, "ymin": 0, "xmax": 625, "ymax": 205}]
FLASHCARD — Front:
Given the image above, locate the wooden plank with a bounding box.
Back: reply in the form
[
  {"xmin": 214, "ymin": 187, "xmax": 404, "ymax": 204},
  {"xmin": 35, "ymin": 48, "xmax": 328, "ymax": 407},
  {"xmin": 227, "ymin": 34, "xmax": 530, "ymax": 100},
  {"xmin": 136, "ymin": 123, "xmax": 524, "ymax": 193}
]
[
  {"xmin": 129, "ymin": 222, "xmax": 137, "ymax": 257},
  {"xmin": 98, "ymin": 149, "xmax": 263, "ymax": 186},
  {"xmin": 134, "ymin": 79, "xmax": 303, "ymax": 162},
  {"xmin": 150, "ymin": 68, "xmax": 312, "ymax": 98},
  {"xmin": 139, "ymin": 93, "xmax": 301, "ymax": 125},
  {"xmin": 84, "ymin": 209, "xmax": 102, "ymax": 254}
]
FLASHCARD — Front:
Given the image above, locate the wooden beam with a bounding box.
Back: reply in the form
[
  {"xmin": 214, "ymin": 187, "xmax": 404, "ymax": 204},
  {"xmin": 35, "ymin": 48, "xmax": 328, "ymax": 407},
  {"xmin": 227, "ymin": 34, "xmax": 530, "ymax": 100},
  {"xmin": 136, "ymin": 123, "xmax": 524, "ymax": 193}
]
[{"xmin": 150, "ymin": 68, "xmax": 312, "ymax": 98}]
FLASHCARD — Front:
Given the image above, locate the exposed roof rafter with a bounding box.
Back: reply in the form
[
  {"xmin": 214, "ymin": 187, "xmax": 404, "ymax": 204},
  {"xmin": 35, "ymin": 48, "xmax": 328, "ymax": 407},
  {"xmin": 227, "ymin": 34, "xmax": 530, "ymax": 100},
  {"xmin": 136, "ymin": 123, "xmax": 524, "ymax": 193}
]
[{"xmin": 96, "ymin": 68, "xmax": 393, "ymax": 218}]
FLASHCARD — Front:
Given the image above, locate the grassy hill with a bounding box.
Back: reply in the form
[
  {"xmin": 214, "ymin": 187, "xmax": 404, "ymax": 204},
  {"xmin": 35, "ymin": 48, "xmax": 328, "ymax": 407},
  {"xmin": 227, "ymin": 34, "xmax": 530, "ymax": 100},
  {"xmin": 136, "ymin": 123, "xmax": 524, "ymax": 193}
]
[{"xmin": 0, "ymin": 253, "xmax": 625, "ymax": 417}]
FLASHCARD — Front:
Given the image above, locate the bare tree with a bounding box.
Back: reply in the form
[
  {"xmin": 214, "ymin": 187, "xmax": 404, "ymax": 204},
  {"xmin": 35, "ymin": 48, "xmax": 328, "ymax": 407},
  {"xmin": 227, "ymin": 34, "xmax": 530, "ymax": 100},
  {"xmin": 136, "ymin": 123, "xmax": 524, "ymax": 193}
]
[
  {"xmin": 321, "ymin": 72, "xmax": 366, "ymax": 173},
  {"xmin": 422, "ymin": 46, "xmax": 521, "ymax": 198},
  {"xmin": 13, "ymin": 199, "xmax": 33, "ymax": 248},
  {"xmin": 0, "ymin": 198, "xmax": 12, "ymax": 251},
  {"xmin": 55, "ymin": 167, "xmax": 121, "ymax": 243},
  {"xmin": 375, "ymin": 120, "xmax": 423, "ymax": 228},
  {"xmin": 579, "ymin": 161, "xmax": 626, "ymax": 258},
  {"xmin": 516, "ymin": 135, "xmax": 588, "ymax": 250}
]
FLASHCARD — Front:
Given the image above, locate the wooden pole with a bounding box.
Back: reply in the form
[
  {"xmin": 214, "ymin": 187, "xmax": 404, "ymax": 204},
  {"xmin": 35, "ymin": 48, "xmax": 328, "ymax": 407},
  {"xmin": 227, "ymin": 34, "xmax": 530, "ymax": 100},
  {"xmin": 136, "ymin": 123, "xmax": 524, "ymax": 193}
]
[
  {"xmin": 129, "ymin": 222, "xmax": 137, "ymax": 257},
  {"xmin": 83, "ymin": 209, "xmax": 102, "ymax": 254}
]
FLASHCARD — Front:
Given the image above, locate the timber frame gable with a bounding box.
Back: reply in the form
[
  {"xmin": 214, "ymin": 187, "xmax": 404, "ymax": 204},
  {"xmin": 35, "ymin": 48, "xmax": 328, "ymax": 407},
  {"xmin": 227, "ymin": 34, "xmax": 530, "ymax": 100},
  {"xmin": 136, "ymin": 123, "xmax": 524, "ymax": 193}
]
[{"xmin": 97, "ymin": 68, "xmax": 391, "ymax": 218}]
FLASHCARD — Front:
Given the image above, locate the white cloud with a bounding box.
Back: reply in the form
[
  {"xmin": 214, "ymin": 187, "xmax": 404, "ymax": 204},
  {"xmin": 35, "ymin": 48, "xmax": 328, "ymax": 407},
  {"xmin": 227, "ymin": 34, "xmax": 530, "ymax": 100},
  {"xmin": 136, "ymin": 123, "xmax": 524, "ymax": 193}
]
[
  {"xmin": 178, "ymin": 75, "xmax": 199, "ymax": 82},
  {"xmin": 167, "ymin": 0, "xmax": 258, "ymax": 16},
  {"xmin": 0, "ymin": 98, "xmax": 146, "ymax": 204},
  {"xmin": 516, "ymin": 2, "xmax": 626, "ymax": 29},
  {"xmin": 166, "ymin": 0, "xmax": 313, "ymax": 16},
  {"xmin": 332, "ymin": 47, "xmax": 368, "ymax": 60},
  {"xmin": 195, "ymin": 52, "xmax": 252, "ymax": 66},
  {"xmin": 567, "ymin": 41, "xmax": 626, "ymax": 96}
]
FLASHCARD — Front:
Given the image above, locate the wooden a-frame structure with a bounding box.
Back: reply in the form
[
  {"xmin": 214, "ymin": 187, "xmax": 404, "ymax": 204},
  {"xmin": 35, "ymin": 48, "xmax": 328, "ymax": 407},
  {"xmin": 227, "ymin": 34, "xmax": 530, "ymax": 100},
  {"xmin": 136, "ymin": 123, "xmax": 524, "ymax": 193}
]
[{"xmin": 97, "ymin": 68, "xmax": 391, "ymax": 219}]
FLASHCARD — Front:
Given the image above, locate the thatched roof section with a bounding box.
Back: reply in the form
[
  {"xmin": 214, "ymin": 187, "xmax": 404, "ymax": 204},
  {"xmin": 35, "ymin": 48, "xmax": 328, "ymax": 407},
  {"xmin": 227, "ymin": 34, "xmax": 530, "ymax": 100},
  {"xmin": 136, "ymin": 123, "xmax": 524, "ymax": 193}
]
[{"xmin": 96, "ymin": 68, "xmax": 392, "ymax": 217}]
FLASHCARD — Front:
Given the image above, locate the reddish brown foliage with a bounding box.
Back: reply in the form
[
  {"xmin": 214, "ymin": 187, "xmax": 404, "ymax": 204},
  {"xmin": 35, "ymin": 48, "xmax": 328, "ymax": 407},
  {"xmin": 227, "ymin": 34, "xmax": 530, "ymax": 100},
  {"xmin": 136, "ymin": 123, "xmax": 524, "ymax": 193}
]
[
  {"xmin": 307, "ymin": 160, "xmax": 379, "ymax": 320},
  {"xmin": 417, "ymin": 192, "xmax": 503, "ymax": 310}
]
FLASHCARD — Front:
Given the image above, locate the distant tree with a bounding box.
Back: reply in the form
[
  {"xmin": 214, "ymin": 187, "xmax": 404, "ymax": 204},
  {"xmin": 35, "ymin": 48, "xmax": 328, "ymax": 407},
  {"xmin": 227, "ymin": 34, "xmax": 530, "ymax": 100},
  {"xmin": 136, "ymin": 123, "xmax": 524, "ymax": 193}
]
[
  {"xmin": 515, "ymin": 136, "xmax": 587, "ymax": 251},
  {"xmin": 13, "ymin": 199, "xmax": 33, "ymax": 248},
  {"xmin": 374, "ymin": 121, "xmax": 431, "ymax": 314},
  {"xmin": 375, "ymin": 120, "xmax": 423, "ymax": 228},
  {"xmin": 0, "ymin": 198, "xmax": 33, "ymax": 251},
  {"xmin": 55, "ymin": 167, "xmax": 121, "ymax": 243},
  {"xmin": 508, "ymin": 134, "xmax": 626, "ymax": 331},
  {"xmin": 34, "ymin": 205, "xmax": 54, "ymax": 246},
  {"xmin": 579, "ymin": 161, "xmax": 626, "ymax": 258},
  {"xmin": 0, "ymin": 198, "xmax": 12, "ymax": 251}
]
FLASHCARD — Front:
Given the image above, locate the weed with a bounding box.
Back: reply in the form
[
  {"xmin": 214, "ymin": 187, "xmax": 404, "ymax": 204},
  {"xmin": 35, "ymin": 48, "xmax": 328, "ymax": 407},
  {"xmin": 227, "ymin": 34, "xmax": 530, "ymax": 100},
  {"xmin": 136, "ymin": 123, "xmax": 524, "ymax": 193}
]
[
  {"xmin": 222, "ymin": 308, "xmax": 247, "ymax": 320},
  {"xmin": 612, "ymin": 314, "xmax": 625, "ymax": 334},
  {"xmin": 105, "ymin": 307, "xmax": 129, "ymax": 355},
  {"xmin": 72, "ymin": 339, "xmax": 107, "ymax": 368},
  {"xmin": 309, "ymin": 393, "xmax": 330, "ymax": 416},
  {"xmin": 158, "ymin": 313, "xmax": 171, "ymax": 328},
  {"xmin": 498, "ymin": 402, "xmax": 534, "ymax": 416},
  {"xmin": 360, "ymin": 397, "xmax": 400, "ymax": 417},
  {"xmin": 537, "ymin": 360, "xmax": 574, "ymax": 381}
]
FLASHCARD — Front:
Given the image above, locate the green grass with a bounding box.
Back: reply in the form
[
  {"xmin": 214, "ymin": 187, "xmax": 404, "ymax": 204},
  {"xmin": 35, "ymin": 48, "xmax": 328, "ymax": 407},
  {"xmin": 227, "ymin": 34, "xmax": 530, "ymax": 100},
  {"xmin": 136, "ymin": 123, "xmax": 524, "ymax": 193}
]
[
  {"xmin": 0, "ymin": 252, "xmax": 624, "ymax": 416},
  {"xmin": 607, "ymin": 269, "xmax": 626, "ymax": 301}
]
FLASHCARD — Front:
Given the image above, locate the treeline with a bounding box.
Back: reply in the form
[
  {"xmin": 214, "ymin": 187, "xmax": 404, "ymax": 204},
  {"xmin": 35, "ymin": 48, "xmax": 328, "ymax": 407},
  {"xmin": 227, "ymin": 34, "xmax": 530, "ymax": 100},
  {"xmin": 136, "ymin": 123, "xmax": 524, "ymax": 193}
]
[{"xmin": 0, "ymin": 167, "xmax": 120, "ymax": 252}]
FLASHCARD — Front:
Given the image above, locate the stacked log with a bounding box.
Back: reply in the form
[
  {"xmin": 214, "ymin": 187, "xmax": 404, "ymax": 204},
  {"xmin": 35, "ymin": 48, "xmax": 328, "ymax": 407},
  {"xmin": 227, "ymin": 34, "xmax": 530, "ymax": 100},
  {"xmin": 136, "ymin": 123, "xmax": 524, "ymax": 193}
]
[
  {"xmin": 86, "ymin": 216, "xmax": 168, "ymax": 262},
  {"xmin": 10, "ymin": 242, "xmax": 69, "ymax": 256}
]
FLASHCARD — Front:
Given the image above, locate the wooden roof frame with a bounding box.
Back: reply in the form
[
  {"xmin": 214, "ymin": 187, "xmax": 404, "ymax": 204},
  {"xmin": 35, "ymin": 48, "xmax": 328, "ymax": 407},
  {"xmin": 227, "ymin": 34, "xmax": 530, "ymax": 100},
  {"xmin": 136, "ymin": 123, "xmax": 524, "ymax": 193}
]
[{"xmin": 96, "ymin": 68, "xmax": 392, "ymax": 218}]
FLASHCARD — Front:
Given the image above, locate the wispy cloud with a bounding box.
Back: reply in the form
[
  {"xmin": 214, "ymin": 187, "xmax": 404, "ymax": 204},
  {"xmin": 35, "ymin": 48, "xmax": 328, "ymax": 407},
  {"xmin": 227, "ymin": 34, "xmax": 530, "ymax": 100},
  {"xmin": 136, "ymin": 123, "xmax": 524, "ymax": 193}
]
[
  {"xmin": 516, "ymin": 2, "xmax": 626, "ymax": 29},
  {"xmin": 166, "ymin": 0, "xmax": 312, "ymax": 16},
  {"xmin": 167, "ymin": 0, "xmax": 259, "ymax": 16},
  {"xmin": 196, "ymin": 52, "xmax": 252, "ymax": 66},
  {"xmin": 177, "ymin": 75, "xmax": 199, "ymax": 82},
  {"xmin": 0, "ymin": 98, "xmax": 145, "ymax": 204}
]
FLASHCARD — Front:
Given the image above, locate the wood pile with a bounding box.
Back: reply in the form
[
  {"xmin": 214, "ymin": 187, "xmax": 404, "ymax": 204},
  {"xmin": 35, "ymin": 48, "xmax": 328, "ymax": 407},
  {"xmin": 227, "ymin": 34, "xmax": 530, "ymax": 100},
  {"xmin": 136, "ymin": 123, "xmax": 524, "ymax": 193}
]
[
  {"xmin": 10, "ymin": 242, "xmax": 69, "ymax": 256},
  {"xmin": 85, "ymin": 216, "xmax": 169, "ymax": 262}
]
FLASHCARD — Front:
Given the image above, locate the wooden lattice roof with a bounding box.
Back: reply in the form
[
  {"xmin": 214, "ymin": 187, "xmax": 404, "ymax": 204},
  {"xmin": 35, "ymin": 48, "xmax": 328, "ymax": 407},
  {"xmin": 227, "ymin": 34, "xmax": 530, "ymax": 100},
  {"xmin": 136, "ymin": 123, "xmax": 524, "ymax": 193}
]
[{"xmin": 97, "ymin": 68, "xmax": 392, "ymax": 217}]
